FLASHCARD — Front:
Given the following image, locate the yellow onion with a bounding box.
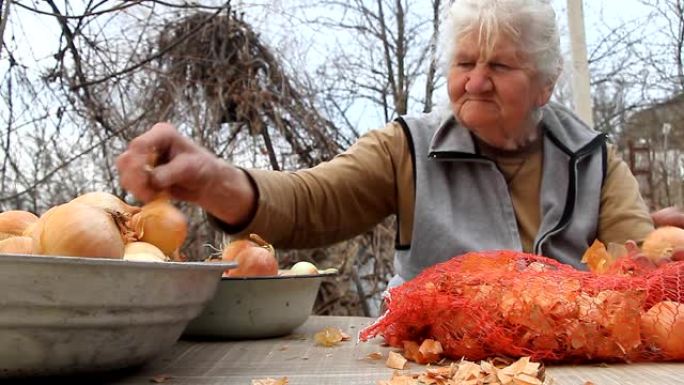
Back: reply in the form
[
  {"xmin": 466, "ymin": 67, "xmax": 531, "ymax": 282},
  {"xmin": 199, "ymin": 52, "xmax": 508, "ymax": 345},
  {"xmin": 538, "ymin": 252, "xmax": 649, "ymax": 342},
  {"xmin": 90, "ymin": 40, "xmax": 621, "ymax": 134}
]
[
  {"xmin": 123, "ymin": 242, "xmax": 167, "ymax": 262},
  {"xmin": 641, "ymin": 301, "xmax": 684, "ymax": 359},
  {"xmin": 283, "ymin": 261, "xmax": 319, "ymax": 276},
  {"xmin": 0, "ymin": 210, "xmax": 38, "ymax": 240},
  {"xmin": 130, "ymin": 198, "xmax": 187, "ymax": 256},
  {"xmin": 221, "ymin": 238, "xmax": 257, "ymax": 262},
  {"xmin": 222, "ymin": 233, "xmax": 278, "ymax": 277},
  {"xmin": 71, "ymin": 191, "xmax": 140, "ymax": 216},
  {"xmin": 642, "ymin": 226, "xmax": 684, "ymax": 264},
  {"xmin": 32, "ymin": 202, "xmax": 125, "ymax": 259},
  {"xmin": 0, "ymin": 236, "xmax": 34, "ymax": 254},
  {"xmin": 22, "ymin": 222, "xmax": 37, "ymax": 237}
]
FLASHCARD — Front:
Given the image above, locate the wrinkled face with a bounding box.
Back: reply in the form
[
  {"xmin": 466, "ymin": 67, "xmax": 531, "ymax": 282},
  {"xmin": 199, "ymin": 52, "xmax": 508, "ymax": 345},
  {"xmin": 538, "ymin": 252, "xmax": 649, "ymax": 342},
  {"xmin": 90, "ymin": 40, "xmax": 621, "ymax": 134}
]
[{"xmin": 447, "ymin": 34, "xmax": 554, "ymax": 150}]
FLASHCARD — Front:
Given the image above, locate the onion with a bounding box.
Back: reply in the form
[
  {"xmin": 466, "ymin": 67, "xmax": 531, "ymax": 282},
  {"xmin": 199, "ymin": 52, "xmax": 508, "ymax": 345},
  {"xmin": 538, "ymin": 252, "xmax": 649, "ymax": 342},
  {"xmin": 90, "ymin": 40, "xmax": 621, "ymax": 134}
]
[
  {"xmin": 221, "ymin": 239, "xmax": 257, "ymax": 261},
  {"xmin": 222, "ymin": 233, "xmax": 278, "ymax": 277},
  {"xmin": 641, "ymin": 226, "xmax": 684, "ymax": 264},
  {"xmin": 0, "ymin": 210, "xmax": 38, "ymax": 240},
  {"xmin": 22, "ymin": 222, "xmax": 37, "ymax": 237},
  {"xmin": 641, "ymin": 301, "xmax": 684, "ymax": 359},
  {"xmin": 123, "ymin": 242, "xmax": 167, "ymax": 262},
  {"xmin": 71, "ymin": 191, "xmax": 140, "ymax": 216},
  {"xmin": 130, "ymin": 198, "xmax": 187, "ymax": 257},
  {"xmin": 0, "ymin": 236, "xmax": 34, "ymax": 254},
  {"xmin": 32, "ymin": 202, "xmax": 125, "ymax": 259},
  {"xmin": 286, "ymin": 261, "xmax": 319, "ymax": 275}
]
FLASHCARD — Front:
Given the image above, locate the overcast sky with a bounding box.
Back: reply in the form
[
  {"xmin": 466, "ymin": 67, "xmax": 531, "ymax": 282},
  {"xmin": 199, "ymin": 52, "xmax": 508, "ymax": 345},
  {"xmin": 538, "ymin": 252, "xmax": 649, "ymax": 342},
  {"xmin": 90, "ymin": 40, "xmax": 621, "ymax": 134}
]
[{"xmin": 1, "ymin": 0, "xmax": 662, "ymax": 132}]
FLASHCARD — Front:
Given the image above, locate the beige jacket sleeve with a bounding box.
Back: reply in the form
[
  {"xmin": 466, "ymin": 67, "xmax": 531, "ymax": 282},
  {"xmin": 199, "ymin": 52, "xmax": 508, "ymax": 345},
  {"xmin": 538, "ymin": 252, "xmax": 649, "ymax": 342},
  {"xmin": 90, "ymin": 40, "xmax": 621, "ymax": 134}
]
[
  {"xmin": 229, "ymin": 122, "xmax": 410, "ymax": 249},
  {"xmin": 597, "ymin": 144, "xmax": 654, "ymax": 245}
]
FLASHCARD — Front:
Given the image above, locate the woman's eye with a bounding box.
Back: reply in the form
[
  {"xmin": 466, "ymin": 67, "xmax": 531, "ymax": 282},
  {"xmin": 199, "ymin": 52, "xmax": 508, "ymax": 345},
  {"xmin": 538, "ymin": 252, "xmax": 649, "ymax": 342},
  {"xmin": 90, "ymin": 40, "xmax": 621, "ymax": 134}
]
[
  {"xmin": 491, "ymin": 62, "xmax": 510, "ymax": 70},
  {"xmin": 456, "ymin": 62, "xmax": 474, "ymax": 68}
]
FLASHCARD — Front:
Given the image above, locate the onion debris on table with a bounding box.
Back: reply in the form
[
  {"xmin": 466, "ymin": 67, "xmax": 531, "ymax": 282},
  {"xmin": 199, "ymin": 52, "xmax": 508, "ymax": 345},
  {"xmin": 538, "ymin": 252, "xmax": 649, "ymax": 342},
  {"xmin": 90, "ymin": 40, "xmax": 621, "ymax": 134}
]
[
  {"xmin": 314, "ymin": 326, "xmax": 350, "ymax": 347},
  {"xmin": 379, "ymin": 356, "xmax": 544, "ymax": 385},
  {"xmin": 251, "ymin": 378, "xmax": 288, "ymax": 385}
]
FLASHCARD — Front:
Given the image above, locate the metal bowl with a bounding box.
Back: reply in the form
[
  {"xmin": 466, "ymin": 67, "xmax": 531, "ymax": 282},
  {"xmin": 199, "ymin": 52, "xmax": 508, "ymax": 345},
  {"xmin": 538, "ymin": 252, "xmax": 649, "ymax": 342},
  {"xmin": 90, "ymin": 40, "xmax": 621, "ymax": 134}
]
[
  {"xmin": 0, "ymin": 253, "xmax": 234, "ymax": 378},
  {"xmin": 183, "ymin": 271, "xmax": 336, "ymax": 339}
]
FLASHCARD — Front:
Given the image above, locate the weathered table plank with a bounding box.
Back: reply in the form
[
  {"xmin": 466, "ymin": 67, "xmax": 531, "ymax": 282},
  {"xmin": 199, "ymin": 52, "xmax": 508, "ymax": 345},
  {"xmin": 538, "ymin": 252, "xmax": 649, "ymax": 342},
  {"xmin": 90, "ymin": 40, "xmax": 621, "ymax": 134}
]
[
  {"xmin": 114, "ymin": 316, "xmax": 391, "ymax": 385},
  {"xmin": 22, "ymin": 315, "xmax": 684, "ymax": 384}
]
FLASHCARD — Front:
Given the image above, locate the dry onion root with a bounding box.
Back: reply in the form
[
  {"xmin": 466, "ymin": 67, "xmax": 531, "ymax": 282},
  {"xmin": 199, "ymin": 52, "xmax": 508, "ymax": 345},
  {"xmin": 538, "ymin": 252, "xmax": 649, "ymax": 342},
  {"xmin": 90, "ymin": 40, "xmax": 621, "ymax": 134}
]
[
  {"xmin": 31, "ymin": 202, "xmax": 126, "ymax": 259},
  {"xmin": 0, "ymin": 210, "xmax": 38, "ymax": 240},
  {"xmin": 130, "ymin": 197, "xmax": 187, "ymax": 259}
]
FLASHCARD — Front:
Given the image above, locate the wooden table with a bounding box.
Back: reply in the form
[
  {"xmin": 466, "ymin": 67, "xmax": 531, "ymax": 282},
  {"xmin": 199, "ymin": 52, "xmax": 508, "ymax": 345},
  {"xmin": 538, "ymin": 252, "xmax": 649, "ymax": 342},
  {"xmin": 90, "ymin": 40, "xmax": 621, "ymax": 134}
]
[{"xmin": 22, "ymin": 316, "xmax": 684, "ymax": 384}]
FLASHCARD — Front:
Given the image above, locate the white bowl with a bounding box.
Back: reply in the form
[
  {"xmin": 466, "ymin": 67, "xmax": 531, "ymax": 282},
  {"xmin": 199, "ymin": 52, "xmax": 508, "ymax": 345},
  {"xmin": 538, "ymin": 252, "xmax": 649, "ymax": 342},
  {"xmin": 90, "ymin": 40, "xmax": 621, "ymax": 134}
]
[
  {"xmin": 0, "ymin": 253, "xmax": 234, "ymax": 378},
  {"xmin": 183, "ymin": 271, "xmax": 336, "ymax": 339}
]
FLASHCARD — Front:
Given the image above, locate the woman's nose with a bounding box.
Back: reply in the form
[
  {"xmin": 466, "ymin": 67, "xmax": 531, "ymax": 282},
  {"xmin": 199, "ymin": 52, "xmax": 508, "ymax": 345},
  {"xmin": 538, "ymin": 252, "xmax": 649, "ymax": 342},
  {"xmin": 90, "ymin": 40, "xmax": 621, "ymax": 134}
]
[{"xmin": 464, "ymin": 65, "xmax": 493, "ymax": 94}]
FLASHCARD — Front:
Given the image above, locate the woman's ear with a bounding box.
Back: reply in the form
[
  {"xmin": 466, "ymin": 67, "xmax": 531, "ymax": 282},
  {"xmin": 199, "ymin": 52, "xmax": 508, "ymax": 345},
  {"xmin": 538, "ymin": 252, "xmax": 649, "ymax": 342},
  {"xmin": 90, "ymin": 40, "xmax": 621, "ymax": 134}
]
[{"xmin": 536, "ymin": 81, "xmax": 556, "ymax": 107}]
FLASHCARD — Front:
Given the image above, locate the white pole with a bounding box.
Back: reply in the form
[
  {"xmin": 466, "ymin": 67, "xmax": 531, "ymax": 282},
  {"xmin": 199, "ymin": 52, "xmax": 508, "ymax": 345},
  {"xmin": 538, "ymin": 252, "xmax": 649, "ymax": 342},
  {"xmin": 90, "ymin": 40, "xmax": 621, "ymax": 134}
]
[{"xmin": 566, "ymin": 0, "xmax": 594, "ymax": 127}]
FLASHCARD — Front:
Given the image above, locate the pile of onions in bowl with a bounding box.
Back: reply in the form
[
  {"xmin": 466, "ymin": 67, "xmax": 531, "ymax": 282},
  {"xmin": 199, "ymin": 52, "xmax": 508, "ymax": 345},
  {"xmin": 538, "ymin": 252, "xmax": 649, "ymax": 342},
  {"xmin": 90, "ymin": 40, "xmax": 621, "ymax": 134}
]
[
  {"xmin": 0, "ymin": 191, "xmax": 187, "ymax": 261},
  {"xmin": 219, "ymin": 234, "xmax": 335, "ymax": 277}
]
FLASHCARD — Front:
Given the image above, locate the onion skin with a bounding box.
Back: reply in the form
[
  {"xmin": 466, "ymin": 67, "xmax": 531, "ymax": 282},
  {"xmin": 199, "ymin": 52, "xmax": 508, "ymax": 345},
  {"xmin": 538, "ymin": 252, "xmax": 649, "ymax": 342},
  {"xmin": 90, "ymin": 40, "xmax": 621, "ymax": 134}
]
[
  {"xmin": 71, "ymin": 192, "xmax": 140, "ymax": 216},
  {"xmin": 0, "ymin": 236, "xmax": 34, "ymax": 254},
  {"xmin": 641, "ymin": 301, "xmax": 684, "ymax": 359},
  {"xmin": 0, "ymin": 210, "xmax": 38, "ymax": 240},
  {"xmin": 32, "ymin": 202, "xmax": 125, "ymax": 259},
  {"xmin": 131, "ymin": 199, "xmax": 187, "ymax": 257},
  {"xmin": 641, "ymin": 226, "xmax": 684, "ymax": 264}
]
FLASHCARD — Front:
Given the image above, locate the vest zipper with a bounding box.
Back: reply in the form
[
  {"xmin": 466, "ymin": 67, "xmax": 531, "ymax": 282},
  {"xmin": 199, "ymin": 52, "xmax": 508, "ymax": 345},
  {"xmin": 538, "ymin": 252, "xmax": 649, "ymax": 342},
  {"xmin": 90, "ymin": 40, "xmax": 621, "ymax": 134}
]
[{"xmin": 533, "ymin": 134, "xmax": 607, "ymax": 254}]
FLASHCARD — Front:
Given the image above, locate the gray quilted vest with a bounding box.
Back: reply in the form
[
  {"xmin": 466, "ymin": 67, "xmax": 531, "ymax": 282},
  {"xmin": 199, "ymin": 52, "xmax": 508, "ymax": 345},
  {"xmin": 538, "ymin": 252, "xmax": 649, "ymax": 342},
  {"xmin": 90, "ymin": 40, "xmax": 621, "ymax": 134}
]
[{"xmin": 389, "ymin": 102, "xmax": 606, "ymax": 287}]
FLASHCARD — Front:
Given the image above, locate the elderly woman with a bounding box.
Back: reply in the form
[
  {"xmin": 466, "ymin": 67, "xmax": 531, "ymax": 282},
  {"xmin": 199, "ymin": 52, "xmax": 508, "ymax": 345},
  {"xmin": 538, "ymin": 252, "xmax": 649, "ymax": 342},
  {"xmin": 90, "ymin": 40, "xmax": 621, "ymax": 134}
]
[{"xmin": 117, "ymin": 0, "xmax": 671, "ymax": 286}]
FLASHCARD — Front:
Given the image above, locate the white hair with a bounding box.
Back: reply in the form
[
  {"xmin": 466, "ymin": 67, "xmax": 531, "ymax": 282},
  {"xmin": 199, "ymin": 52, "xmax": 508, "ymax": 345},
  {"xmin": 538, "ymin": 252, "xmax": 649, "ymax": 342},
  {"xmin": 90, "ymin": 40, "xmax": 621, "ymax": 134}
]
[{"xmin": 440, "ymin": 0, "xmax": 563, "ymax": 84}]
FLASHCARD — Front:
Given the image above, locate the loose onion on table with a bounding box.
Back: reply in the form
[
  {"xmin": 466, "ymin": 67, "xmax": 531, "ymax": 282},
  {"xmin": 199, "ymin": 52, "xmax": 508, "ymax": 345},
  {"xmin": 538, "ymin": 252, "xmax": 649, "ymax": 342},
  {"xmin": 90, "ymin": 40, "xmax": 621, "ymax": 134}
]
[
  {"xmin": 31, "ymin": 202, "xmax": 126, "ymax": 259},
  {"xmin": 0, "ymin": 210, "xmax": 38, "ymax": 240}
]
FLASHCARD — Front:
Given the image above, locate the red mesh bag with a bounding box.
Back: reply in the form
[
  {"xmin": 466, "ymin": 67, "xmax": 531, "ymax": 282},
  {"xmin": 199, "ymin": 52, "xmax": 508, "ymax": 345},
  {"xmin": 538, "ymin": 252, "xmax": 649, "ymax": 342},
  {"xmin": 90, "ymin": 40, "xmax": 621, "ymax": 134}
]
[{"xmin": 359, "ymin": 250, "xmax": 684, "ymax": 363}]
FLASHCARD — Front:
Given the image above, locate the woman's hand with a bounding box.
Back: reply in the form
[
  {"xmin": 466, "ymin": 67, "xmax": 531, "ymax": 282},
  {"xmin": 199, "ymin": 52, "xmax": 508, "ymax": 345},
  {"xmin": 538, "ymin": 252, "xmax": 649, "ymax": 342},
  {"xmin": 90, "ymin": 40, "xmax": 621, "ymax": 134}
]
[
  {"xmin": 651, "ymin": 206, "xmax": 684, "ymax": 229},
  {"xmin": 116, "ymin": 123, "xmax": 256, "ymax": 226}
]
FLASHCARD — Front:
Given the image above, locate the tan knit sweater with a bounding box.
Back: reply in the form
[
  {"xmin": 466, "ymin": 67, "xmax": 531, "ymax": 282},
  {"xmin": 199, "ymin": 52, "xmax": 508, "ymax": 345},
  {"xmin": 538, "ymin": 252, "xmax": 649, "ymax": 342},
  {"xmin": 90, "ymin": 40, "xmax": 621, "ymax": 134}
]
[{"xmin": 230, "ymin": 121, "xmax": 654, "ymax": 253}]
